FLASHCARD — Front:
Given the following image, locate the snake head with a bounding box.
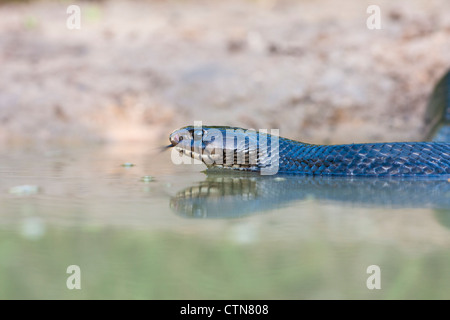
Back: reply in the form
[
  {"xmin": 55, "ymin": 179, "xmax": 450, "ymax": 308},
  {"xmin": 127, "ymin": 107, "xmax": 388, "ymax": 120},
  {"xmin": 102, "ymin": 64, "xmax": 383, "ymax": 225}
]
[
  {"xmin": 169, "ymin": 126, "xmax": 211, "ymax": 164},
  {"xmin": 169, "ymin": 126, "xmax": 266, "ymax": 170},
  {"xmin": 169, "ymin": 125, "xmax": 279, "ymax": 174}
]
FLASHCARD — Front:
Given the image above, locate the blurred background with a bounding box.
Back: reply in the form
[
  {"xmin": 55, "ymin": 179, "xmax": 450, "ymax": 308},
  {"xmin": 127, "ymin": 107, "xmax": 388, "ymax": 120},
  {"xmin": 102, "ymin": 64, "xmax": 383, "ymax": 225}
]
[
  {"xmin": 1, "ymin": 0, "xmax": 450, "ymax": 300},
  {"xmin": 1, "ymin": 0, "xmax": 450, "ymax": 146}
]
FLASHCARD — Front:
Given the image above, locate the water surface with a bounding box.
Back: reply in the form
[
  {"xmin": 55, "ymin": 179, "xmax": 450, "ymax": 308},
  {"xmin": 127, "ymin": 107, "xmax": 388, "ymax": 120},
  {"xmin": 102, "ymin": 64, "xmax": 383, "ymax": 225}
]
[{"xmin": 1, "ymin": 144, "xmax": 450, "ymax": 299}]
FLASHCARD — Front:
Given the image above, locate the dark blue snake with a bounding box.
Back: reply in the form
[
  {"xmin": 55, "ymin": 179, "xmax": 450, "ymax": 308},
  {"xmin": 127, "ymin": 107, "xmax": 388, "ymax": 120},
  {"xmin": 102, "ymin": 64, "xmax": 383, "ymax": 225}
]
[{"xmin": 169, "ymin": 71, "xmax": 450, "ymax": 178}]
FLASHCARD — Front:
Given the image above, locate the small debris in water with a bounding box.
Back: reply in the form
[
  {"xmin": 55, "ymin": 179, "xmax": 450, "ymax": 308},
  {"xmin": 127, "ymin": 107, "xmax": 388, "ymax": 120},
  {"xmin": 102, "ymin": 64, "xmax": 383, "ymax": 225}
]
[
  {"xmin": 274, "ymin": 177, "xmax": 286, "ymax": 182},
  {"xmin": 140, "ymin": 176, "xmax": 155, "ymax": 183},
  {"xmin": 9, "ymin": 185, "xmax": 40, "ymax": 196},
  {"xmin": 121, "ymin": 162, "xmax": 135, "ymax": 168}
]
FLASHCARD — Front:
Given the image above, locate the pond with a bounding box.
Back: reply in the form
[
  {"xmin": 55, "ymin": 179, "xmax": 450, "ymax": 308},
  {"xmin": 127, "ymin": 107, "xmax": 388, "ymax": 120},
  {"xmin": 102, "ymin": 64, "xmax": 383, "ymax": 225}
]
[{"xmin": 1, "ymin": 144, "xmax": 450, "ymax": 299}]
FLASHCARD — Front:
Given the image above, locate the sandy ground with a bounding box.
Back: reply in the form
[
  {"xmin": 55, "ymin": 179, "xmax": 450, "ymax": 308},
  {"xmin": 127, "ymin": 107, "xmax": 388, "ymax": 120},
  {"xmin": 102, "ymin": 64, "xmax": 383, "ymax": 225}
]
[{"xmin": 1, "ymin": 0, "xmax": 450, "ymax": 147}]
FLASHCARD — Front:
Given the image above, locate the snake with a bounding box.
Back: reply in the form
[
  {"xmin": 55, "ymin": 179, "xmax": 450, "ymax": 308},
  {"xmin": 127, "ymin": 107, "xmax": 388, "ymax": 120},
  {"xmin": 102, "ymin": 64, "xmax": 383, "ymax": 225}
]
[{"xmin": 168, "ymin": 71, "xmax": 450, "ymax": 178}]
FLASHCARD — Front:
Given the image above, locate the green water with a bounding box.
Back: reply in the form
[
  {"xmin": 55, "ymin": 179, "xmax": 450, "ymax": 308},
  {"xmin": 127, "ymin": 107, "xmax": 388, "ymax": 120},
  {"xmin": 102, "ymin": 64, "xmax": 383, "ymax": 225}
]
[{"xmin": 1, "ymin": 145, "xmax": 450, "ymax": 299}]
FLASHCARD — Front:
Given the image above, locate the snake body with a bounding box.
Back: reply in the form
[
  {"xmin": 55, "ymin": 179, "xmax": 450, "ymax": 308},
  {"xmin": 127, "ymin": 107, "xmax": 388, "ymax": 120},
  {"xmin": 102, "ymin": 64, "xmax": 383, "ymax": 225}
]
[
  {"xmin": 260, "ymin": 137, "xmax": 450, "ymax": 177},
  {"xmin": 169, "ymin": 71, "xmax": 450, "ymax": 178}
]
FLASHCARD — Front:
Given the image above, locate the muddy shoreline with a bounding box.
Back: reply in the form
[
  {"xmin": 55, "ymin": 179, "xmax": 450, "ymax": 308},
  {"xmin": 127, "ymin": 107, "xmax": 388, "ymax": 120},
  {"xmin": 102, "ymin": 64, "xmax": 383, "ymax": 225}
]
[{"xmin": 1, "ymin": 0, "xmax": 450, "ymax": 146}]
